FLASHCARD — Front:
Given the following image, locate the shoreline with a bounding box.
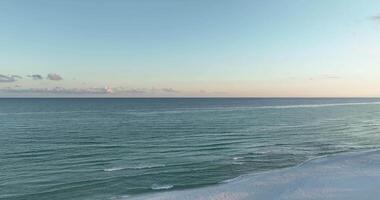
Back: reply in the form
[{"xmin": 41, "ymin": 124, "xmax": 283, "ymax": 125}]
[{"xmin": 126, "ymin": 149, "xmax": 380, "ymax": 200}]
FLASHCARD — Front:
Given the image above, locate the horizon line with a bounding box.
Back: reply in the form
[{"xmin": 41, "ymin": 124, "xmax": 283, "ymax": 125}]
[{"xmin": 1, "ymin": 97, "xmax": 380, "ymax": 99}]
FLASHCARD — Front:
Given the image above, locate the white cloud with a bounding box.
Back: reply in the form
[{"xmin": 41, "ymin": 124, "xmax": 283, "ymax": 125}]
[
  {"xmin": 0, "ymin": 74, "xmax": 22, "ymax": 83},
  {"xmin": 47, "ymin": 73, "xmax": 63, "ymax": 81}
]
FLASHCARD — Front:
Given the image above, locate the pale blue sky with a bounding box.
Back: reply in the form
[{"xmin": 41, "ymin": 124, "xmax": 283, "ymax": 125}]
[{"xmin": 1, "ymin": 0, "xmax": 380, "ymax": 97}]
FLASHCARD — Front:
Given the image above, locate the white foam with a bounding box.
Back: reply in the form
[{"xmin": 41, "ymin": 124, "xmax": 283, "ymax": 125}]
[
  {"xmin": 104, "ymin": 167, "xmax": 125, "ymax": 172},
  {"xmin": 151, "ymin": 184, "xmax": 174, "ymax": 190},
  {"xmin": 110, "ymin": 195, "xmax": 130, "ymax": 200},
  {"xmin": 104, "ymin": 164, "xmax": 165, "ymax": 172},
  {"xmin": 132, "ymin": 164, "xmax": 166, "ymax": 169},
  {"xmin": 220, "ymin": 176, "xmax": 244, "ymax": 184},
  {"xmin": 127, "ymin": 150, "xmax": 380, "ymax": 200}
]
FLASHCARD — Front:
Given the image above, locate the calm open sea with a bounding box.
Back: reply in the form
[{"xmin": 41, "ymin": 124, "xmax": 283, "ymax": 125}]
[{"xmin": 1, "ymin": 98, "xmax": 380, "ymax": 200}]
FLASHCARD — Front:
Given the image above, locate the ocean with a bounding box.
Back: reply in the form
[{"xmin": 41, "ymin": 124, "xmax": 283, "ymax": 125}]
[{"xmin": 1, "ymin": 98, "xmax": 380, "ymax": 200}]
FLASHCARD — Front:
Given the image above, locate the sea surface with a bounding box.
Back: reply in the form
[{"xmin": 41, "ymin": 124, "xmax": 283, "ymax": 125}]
[{"xmin": 1, "ymin": 98, "xmax": 380, "ymax": 200}]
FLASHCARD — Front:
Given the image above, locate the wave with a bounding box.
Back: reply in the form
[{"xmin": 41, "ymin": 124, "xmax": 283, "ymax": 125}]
[
  {"xmin": 220, "ymin": 175, "xmax": 244, "ymax": 183},
  {"xmin": 110, "ymin": 195, "xmax": 130, "ymax": 200},
  {"xmin": 254, "ymin": 101, "xmax": 380, "ymax": 109},
  {"xmin": 233, "ymin": 156, "xmax": 244, "ymax": 160},
  {"xmin": 104, "ymin": 167, "xmax": 125, "ymax": 172},
  {"xmin": 151, "ymin": 184, "xmax": 173, "ymax": 190},
  {"xmin": 0, "ymin": 110, "xmax": 99, "ymax": 116},
  {"xmin": 104, "ymin": 164, "xmax": 166, "ymax": 172},
  {"xmin": 120, "ymin": 101, "xmax": 380, "ymax": 116},
  {"xmin": 127, "ymin": 149, "xmax": 380, "ymax": 200}
]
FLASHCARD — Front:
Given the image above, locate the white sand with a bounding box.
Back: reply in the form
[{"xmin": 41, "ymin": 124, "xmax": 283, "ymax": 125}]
[{"xmin": 127, "ymin": 150, "xmax": 380, "ymax": 200}]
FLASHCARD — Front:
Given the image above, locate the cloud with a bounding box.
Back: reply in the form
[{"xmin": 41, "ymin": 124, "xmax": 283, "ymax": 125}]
[
  {"xmin": 105, "ymin": 86, "xmax": 113, "ymax": 94},
  {"xmin": 0, "ymin": 74, "xmax": 22, "ymax": 83},
  {"xmin": 371, "ymin": 14, "xmax": 380, "ymax": 21},
  {"xmin": 112, "ymin": 87, "xmax": 180, "ymax": 95},
  {"xmin": 108, "ymin": 87, "xmax": 145, "ymax": 94},
  {"xmin": 1, "ymin": 87, "xmax": 110, "ymax": 95},
  {"xmin": 309, "ymin": 74, "xmax": 340, "ymax": 81},
  {"xmin": 120, "ymin": 88, "xmax": 147, "ymax": 94},
  {"xmin": 12, "ymin": 75, "xmax": 22, "ymax": 79},
  {"xmin": 150, "ymin": 87, "xmax": 180, "ymax": 93},
  {"xmin": 27, "ymin": 74, "xmax": 44, "ymax": 80},
  {"xmin": 0, "ymin": 86, "xmax": 181, "ymax": 96},
  {"xmin": 161, "ymin": 88, "xmax": 179, "ymax": 93},
  {"xmin": 47, "ymin": 73, "xmax": 63, "ymax": 81},
  {"xmin": 0, "ymin": 86, "xmax": 134, "ymax": 95}
]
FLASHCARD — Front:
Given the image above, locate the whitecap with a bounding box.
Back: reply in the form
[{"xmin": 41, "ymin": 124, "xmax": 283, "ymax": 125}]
[
  {"xmin": 220, "ymin": 175, "xmax": 243, "ymax": 183},
  {"xmin": 151, "ymin": 184, "xmax": 173, "ymax": 190},
  {"xmin": 233, "ymin": 157, "xmax": 244, "ymax": 160},
  {"xmin": 104, "ymin": 167, "xmax": 125, "ymax": 172},
  {"xmin": 104, "ymin": 164, "xmax": 165, "ymax": 172}
]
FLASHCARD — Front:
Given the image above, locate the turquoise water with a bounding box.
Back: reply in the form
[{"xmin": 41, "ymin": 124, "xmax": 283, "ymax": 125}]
[{"xmin": 1, "ymin": 98, "xmax": 380, "ymax": 200}]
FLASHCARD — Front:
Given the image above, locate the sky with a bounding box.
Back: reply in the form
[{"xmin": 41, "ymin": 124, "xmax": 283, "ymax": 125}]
[{"xmin": 1, "ymin": 0, "xmax": 380, "ymax": 97}]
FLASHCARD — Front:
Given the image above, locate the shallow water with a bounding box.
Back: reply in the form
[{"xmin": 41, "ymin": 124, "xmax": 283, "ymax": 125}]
[
  {"xmin": 1, "ymin": 98, "xmax": 380, "ymax": 200},
  {"xmin": 129, "ymin": 150, "xmax": 380, "ymax": 200}
]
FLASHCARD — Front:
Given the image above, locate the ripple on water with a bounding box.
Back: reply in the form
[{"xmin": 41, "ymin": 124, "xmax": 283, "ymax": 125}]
[
  {"xmin": 151, "ymin": 184, "xmax": 174, "ymax": 190},
  {"xmin": 104, "ymin": 164, "xmax": 166, "ymax": 172}
]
